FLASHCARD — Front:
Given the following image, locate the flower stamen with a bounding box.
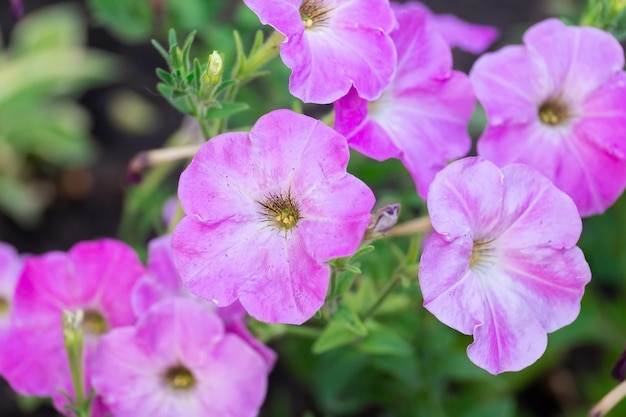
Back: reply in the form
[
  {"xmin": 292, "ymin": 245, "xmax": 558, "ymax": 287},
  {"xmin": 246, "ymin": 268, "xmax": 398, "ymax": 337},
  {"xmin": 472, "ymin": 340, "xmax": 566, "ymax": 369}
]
[
  {"xmin": 0, "ymin": 296, "xmax": 8, "ymax": 315},
  {"xmin": 164, "ymin": 365, "xmax": 195, "ymax": 390},
  {"xmin": 300, "ymin": 0, "xmax": 332, "ymax": 29},
  {"xmin": 539, "ymin": 98, "xmax": 570, "ymax": 126},
  {"xmin": 258, "ymin": 191, "xmax": 301, "ymax": 232},
  {"xmin": 81, "ymin": 309, "xmax": 108, "ymax": 336}
]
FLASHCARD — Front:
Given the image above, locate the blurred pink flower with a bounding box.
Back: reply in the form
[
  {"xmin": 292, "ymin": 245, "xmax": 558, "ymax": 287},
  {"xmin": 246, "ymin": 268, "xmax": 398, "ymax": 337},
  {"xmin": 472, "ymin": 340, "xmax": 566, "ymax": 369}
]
[
  {"xmin": 1, "ymin": 239, "xmax": 145, "ymax": 414},
  {"xmin": 171, "ymin": 109, "xmax": 375, "ymax": 324},
  {"xmin": 334, "ymin": 4, "xmax": 474, "ymax": 198},
  {"xmin": 411, "ymin": 2, "xmax": 498, "ymax": 54},
  {"xmin": 133, "ymin": 235, "xmax": 276, "ymax": 368},
  {"xmin": 92, "ymin": 298, "xmax": 271, "ymax": 417},
  {"xmin": 243, "ymin": 0, "xmax": 396, "ymax": 104},
  {"xmin": 0, "ymin": 242, "xmax": 22, "ymax": 373},
  {"xmin": 471, "ymin": 19, "xmax": 626, "ymax": 217},
  {"xmin": 419, "ymin": 157, "xmax": 591, "ymax": 374}
]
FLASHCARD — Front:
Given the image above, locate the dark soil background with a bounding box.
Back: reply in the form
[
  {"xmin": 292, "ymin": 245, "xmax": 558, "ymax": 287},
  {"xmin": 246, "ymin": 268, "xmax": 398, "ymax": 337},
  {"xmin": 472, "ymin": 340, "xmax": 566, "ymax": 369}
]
[{"xmin": 0, "ymin": 1, "xmax": 593, "ymax": 416}]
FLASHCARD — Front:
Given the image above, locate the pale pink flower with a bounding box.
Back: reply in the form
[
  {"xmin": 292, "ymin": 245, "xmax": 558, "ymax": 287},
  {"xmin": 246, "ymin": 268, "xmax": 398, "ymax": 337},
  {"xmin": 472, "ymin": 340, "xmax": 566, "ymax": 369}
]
[
  {"xmin": 419, "ymin": 157, "xmax": 591, "ymax": 374},
  {"xmin": 1, "ymin": 239, "xmax": 145, "ymax": 413},
  {"xmin": 0, "ymin": 242, "xmax": 22, "ymax": 374},
  {"xmin": 471, "ymin": 19, "xmax": 626, "ymax": 216},
  {"xmin": 243, "ymin": 0, "xmax": 396, "ymax": 104},
  {"xmin": 171, "ymin": 109, "xmax": 375, "ymax": 324},
  {"xmin": 133, "ymin": 235, "xmax": 276, "ymax": 368},
  {"xmin": 334, "ymin": 4, "xmax": 474, "ymax": 198},
  {"xmin": 92, "ymin": 298, "xmax": 271, "ymax": 417}
]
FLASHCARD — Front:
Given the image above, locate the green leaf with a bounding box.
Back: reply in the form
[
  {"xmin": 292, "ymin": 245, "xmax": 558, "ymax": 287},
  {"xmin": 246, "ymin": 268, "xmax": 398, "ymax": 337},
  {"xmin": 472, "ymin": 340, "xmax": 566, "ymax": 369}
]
[
  {"xmin": 11, "ymin": 4, "xmax": 83, "ymax": 54},
  {"xmin": 155, "ymin": 68, "xmax": 173, "ymax": 85},
  {"xmin": 334, "ymin": 271, "xmax": 357, "ymax": 296},
  {"xmin": 151, "ymin": 40, "xmax": 170, "ymax": 64},
  {"xmin": 333, "ymin": 303, "xmax": 368, "ymax": 336},
  {"xmin": 358, "ymin": 321, "xmax": 413, "ymax": 357},
  {"xmin": 312, "ymin": 321, "xmax": 358, "ymax": 354},
  {"xmin": 214, "ymin": 79, "xmax": 240, "ymax": 96},
  {"xmin": 461, "ymin": 398, "xmax": 515, "ymax": 417},
  {"xmin": 204, "ymin": 101, "xmax": 249, "ymax": 120}
]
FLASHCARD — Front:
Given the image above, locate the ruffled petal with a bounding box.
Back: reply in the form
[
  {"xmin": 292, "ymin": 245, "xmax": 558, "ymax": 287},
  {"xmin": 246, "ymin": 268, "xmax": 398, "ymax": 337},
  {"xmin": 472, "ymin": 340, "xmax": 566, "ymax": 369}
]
[
  {"xmin": 427, "ymin": 158, "xmax": 504, "ymax": 239},
  {"xmin": 470, "ymin": 45, "xmax": 550, "ymax": 124},
  {"xmin": 467, "ymin": 278, "xmax": 548, "ymax": 374},
  {"xmin": 523, "ymin": 19, "xmax": 625, "ymax": 100},
  {"xmin": 238, "ymin": 232, "xmax": 329, "ymax": 324}
]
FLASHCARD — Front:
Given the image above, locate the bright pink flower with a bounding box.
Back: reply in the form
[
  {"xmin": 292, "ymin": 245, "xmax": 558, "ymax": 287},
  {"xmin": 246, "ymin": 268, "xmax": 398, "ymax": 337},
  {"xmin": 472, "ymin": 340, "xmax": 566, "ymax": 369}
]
[
  {"xmin": 92, "ymin": 298, "xmax": 271, "ymax": 417},
  {"xmin": 471, "ymin": 19, "xmax": 626, "ymax": 217},
  {"xmin": 419, "ymin": 157, "xmax": 591, "ymax": 374},
  {"xmin": 172, "ymin": 109, "xmax": 375, "ymax": 324},
  {"xmin": 1, "ymin": 239, "xmax": 145, "ymax": 413},
  {"xmin": 411, "ymin": 2, "xmax": 498, "ymax": 54},
  {"xmin": 0, "ymin": 242, "xmax": 22, "ymax": 373},
  {"xmin": 334, "ymin": 4, "xmax": 474, "ymax": 198},
  {"xmin": 243, "ymin": 0, "xmax": 396, "ymax": 104},
  {"xmin": 133, "ymin": 235, "xmax": 276, "ymax": 368}
]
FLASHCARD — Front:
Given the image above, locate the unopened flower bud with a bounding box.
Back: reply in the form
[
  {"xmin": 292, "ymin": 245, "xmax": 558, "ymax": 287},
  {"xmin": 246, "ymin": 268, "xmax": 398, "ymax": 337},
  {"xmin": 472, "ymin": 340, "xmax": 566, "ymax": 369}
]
[
  {"xmin": 202, "ymin": 51, "xmax": 224, "ymax": 86},
  {"xmin": 372, "ymin": 203, "xmax": 400, "ymax": 234},
  {"xmin": 612, "ymin": 345, "xmax": 626, "ymax": 382}
]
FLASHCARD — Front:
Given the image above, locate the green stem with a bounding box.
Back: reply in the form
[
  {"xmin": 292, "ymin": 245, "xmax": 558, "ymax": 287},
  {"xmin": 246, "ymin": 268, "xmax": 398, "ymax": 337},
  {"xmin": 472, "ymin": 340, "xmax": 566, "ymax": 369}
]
[{"xmin": 361, "ymin": 272, "xmax": 402, "ymax": 321}]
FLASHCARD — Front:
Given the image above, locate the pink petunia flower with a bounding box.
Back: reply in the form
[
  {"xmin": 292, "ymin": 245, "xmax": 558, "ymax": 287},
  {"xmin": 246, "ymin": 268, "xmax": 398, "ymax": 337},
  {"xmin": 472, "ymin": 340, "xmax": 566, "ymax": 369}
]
[
  {"xmin": 242, "ymin": 0, "xmax": 397, "ymax": 104},
  {"xmin": 92, "ymin": 297, "xmax": 271, "ymax": 417},
  {"xmin": 418, "ymin": 157, "xmax": 591, "ymax": 374},
  {"xmin": 0, "ymin": 242, "xmax": 22, "ymax": 373},
  {"xmin": 1, "ymin": 239, "xmax": 145, "ymax": 414},
  {"xmin": 471, "ymin": 18, "xmax": 626, "ymax": 217},
  {"xmin": 171, "ymin": 109, "xmax": 375, "ymax": 324},
  {"xmin": 334, "ymin": 4, "xmax": 474, "ymax": 198},
  {"xmin": 133, "ymin": 235, "xmax": 276, "ymax": 368},
  {"xmin": 411, "ymin": 2, "xmax": 498, "ymax": 54}
]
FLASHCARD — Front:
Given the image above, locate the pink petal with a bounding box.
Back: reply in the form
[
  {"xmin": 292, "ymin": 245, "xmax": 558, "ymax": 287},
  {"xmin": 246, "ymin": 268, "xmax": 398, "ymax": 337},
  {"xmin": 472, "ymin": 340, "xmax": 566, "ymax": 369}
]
[
  {"xmin": 470, "ymin": 45, "xmax": 550, "ymax": 124},
  {"xmin": 497, "ymin": 163, "xmax": 582, "ymax": 248},
  {"xmin": 523, "ymin": 19, "xmax": 625, "ymax": 100},
  {"xmin": 419, "ymin": 233, "xmax": 483, "ymax": 335},
  {"xmin": 429, "ymin": 13, "xmax": 498, "ymax": 54},
  {"xmin": 296, "ymin": 174, "xmax": 375, "ymax": 261},
  {"xmin": 498, "ymin": 246, "xmax": 590, "ymax": 333},
  {"xmin": 238, "ymin": 232, "xmax": 329, "ymax": 325},
  {"xmin": 426, "ymin": 158, "xmax": 504, "ymax": 239},
  {"xmin": 579, "ymin": 72, "xmax": 626, "ymax": 159},
  {"xmin": 467, "ymin": 280, "xmax": 548, "ymax": 374},
  {"xmin": 178, "ymin": 132, "xmax": 262, "ymax": 221}
]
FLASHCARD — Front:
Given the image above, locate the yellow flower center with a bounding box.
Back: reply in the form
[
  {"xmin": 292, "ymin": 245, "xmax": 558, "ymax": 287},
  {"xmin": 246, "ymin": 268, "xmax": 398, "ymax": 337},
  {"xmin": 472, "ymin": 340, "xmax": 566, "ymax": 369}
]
[
  {"xmin": 0, "ymin": 296, "xmax": 8, "ymax": 315},
  {"xmin": 469, "ymin": 240, "xmax": 498, "ymax": 271},
  {"xmin": 259, "ymin": 191, "xmax": 301, "ymax": 232},
  {"xmin": 164, "ymin": 365, "xmax": 195, "ymax": 390},
  {"xmin": 81, "ymin": 309, "xmax": 108, "ymax": 336},
  {"xmin": 300, "ymin": 0, "xmax": 332, "ymax": 29},
  {"xmin": 538, "ymin": 99, "xmax": 570, "ymax": 126}
]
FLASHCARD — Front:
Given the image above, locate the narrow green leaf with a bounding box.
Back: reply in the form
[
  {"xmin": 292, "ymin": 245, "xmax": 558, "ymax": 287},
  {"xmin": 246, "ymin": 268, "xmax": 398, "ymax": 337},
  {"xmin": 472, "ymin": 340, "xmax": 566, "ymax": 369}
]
[
  {"xmin": 151, "ymin": 39, "xmax": 170, "ymax": 64},
  {"xmin": 312, "ymin": 321, "xmax": 358, "ymax": 354},
  {"xmin": 333, "ymin": 303, "xmax": 368, "ymax": 336},
  {"xmin": 358, "ymin": 321, "xmax": 413, "ymax": 357},
  {"xmin": 204, "ymin": 101, "xmax": 249, "ymax": 120},
  {"xmin": 250, "ymin": 29, "xmax": 264, "ymax": 54},
  {"xmin": 168, "ymin": 28, "xmax": 178, "ymax": 48},
  {"xmin": 214, "ymin": 79, "xmax": 239, "ymax": 96},
  {"xmin": 155, "ymin": 68, "xmax": 173, "ymax": 85}
]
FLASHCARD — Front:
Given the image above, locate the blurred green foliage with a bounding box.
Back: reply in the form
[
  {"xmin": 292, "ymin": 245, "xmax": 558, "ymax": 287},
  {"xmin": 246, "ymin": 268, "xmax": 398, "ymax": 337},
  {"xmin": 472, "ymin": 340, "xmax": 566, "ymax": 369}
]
[{"xmin": 0, "ymin": 4, "xmax": 115, "ymax": 226}]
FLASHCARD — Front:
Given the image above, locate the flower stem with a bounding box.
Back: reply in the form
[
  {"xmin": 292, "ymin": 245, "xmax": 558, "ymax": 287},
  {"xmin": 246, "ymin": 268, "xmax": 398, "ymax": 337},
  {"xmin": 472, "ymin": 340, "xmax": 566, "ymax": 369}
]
[
  {"xmin": 384, "ymin": 216, "xmax": 432, "ymax": 238},
  {"xmin": 361, "ymin": 272, "xmax": 402, "ymax": 321},
  {"xmin": 589, "ymin": 380, "xmax": 626, "ymax": 417}
]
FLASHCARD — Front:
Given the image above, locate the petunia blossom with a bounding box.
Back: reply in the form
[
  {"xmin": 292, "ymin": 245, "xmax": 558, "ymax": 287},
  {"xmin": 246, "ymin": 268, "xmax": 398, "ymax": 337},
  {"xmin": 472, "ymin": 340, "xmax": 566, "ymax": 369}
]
[
  {"xmin": 242, "ymin": 0, "xmax": 396, "ymax": 104},
  {"xmin": 418, "ymin": 157, "xmax": 591, "ymax": 374},
  {"xmin": 1, "ymin": 239, "xmax": 145, "ymax": 415},
  {"xmin": 92, "ymin": 298, "xmax": 271, "ymax": 417},
  {"xmin": 0, "ymin": 242, "xmax": 23, "ymax": 375},
  {"xmin": 471, "ymin": 18, "xmax": 626, "ymax": 217},
  {"xmin": 411, "ymin": 2, "xmax": 498, "ymax": 54},
  {"xmin": 334, "ymin": 4, "xmax": 474, "ymax": 198},
  {"xmin": 133, "ymin": 235, "xmax": 276, "ymax": 368},
  {"xmin": 171, "ymin": 109, "xmax": 375, "ymax": 324}
]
